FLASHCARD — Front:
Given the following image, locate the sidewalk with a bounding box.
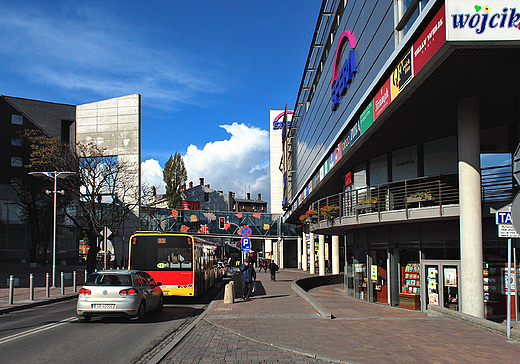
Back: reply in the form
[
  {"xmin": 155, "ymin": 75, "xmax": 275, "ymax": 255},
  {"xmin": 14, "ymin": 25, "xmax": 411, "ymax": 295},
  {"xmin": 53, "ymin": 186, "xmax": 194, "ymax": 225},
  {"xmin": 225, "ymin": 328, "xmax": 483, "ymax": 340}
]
[
  {"xmin": 160, "ymin": 269, "xmax": 520, "ymax": 364},
  {"xmin": 0, "ymin": 262, "xmax": 85, "ymax": 314}
]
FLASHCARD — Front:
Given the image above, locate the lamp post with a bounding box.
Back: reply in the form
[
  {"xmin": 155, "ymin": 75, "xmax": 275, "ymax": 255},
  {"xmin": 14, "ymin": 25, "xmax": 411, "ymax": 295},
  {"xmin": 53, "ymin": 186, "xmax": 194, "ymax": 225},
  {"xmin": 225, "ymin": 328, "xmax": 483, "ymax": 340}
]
[{"xmin": 29, "ymin": 171, "xmax": 76, "ymax": 288}]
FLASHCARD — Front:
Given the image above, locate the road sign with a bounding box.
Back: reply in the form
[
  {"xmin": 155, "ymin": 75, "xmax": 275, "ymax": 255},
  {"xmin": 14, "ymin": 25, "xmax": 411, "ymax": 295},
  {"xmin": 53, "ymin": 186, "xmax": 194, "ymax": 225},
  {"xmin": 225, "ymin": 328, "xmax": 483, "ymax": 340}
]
[
  {"xmin": 496, "ymin": 211, "xmax": 513, "ymax": 225},
  {"xmin": 240, "ymin": 226, "xmax": 252, "ymax": 238},
  {"xmin": 241, "ymin": 238, "xmax": 251, "ymax": 250},
  {"xmin": 499, "ymin": 225, "xmax": 520, "ymax": 238}
]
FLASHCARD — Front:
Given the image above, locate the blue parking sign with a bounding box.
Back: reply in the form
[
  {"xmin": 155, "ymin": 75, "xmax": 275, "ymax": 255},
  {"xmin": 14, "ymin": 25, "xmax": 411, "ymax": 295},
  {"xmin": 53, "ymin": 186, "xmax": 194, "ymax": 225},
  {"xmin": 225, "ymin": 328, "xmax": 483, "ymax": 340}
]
[{"xmin": 241, "ymin": 238, "xmax": 250, "ymax": 250}]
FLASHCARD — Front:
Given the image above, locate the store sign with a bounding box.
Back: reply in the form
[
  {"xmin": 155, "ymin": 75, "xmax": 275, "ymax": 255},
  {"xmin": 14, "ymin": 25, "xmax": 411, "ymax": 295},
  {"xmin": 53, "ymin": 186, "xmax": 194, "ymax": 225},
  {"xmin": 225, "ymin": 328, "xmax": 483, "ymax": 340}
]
[
  {"xmin": 272, "ymin": 110, "xmax": 293, "ymax": 130},
  {"xmin": 331, "ymin": 31, "xmax": 357, "ymax": 111},
  {"xmin": 373, "ymin": 78, "xmax": 391, "ymax": 120},
  {"xmin": 446, "ymin": 1, "xmax": 520, "ymax": 40},
  {"xmin": 391, "ymin": 49, "xmax": 413, "ymax": 99},
  {"xmin": 414, "ymin": 4, "xmax": 446, "ymax": 75}
]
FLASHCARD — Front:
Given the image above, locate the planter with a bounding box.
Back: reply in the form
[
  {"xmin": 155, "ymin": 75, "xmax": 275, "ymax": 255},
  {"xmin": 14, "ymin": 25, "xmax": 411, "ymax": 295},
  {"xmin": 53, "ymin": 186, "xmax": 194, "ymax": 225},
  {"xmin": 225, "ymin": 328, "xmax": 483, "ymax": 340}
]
[
  {"xmin": 406, "ymin": 194, "xmax": 435, "ymax": 207},
  {"xmin": 355, "ymin": 202, "xmax": 377, "ymax": 210}
]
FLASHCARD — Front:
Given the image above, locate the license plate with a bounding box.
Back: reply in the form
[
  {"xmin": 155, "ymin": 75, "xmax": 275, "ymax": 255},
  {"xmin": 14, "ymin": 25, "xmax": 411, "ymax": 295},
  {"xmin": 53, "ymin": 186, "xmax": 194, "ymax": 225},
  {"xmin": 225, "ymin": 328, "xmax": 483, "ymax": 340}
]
[{"xmin": 92, "ymin": 304, "xmax": 115, "ymax": 309}]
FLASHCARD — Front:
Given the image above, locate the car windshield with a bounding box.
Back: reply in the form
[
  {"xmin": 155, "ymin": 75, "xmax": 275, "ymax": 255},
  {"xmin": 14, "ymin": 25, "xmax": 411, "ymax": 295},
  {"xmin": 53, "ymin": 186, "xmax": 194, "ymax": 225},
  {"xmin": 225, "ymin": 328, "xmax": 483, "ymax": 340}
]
[{"xmin": 86, "ymin": 273, "xmax": 132, "ymax": 286}]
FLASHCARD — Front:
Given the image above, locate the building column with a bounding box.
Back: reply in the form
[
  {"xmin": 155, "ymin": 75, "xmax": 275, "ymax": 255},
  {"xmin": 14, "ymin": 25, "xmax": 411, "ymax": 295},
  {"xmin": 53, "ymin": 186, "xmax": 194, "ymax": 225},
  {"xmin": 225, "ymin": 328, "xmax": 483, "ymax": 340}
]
[
  {"xmin": 319, "ymin": 235, "xmax": 325, "ymax": 276},
  {"xmin": 265, "ymin": 239, "xmax": 272, "ymax": 263},
  {"xmin": 279, "ymin": 238, "xmax": 284, "ymax": 269},
  {"xmin": 309, "ymin": 233, "xmax": 315, "ymax": 274},
  {"xmin": 458, "ymin": 97, "xmax": 484, "ymax": 318},
  {"xmin": 302, "ymin": 233, "xmax": 308, "ymax": 271},
  {"xmin": 297, "ymin": 236, "xmax": 302, "ymax": 269},
  {"xmin": 332, "ymin": 235, "xmax": 340, "ymax": 274}
]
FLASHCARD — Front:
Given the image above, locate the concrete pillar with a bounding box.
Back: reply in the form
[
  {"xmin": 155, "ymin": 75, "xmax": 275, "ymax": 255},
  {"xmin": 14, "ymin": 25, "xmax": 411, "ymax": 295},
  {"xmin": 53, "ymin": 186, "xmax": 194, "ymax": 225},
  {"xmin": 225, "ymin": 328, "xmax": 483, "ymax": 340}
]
[
  {"xmin": 309, "ymin": 233, "xmax": 315, "ymax": 274},
  {"xmin": 302, "ymin": 233, "xmax": 308, "ymax": 271},
  {"xmin": 457, "ymin": 97, "xmax": 484, "ymax": 318},
  {"xmin": 332, "ymin": 235, "xmax": 340, "ymax": 274},
  {"xmin": 272, "ymin": 240, "xmax": 278, "ymax": 265},
  {"xmin": 279, "ymin": 239, "xmax": 284, "ymax": 269},
  {"xmin": 319, "ymin": 235, "xmax": 325, "ymax": 276},
  {"xmin": 265, "ymin": 239, "xmax": 272, "ymax": 262},
  {"xmin": 297, "ymin": 237, "xmax": 302, "ymax": 269}
]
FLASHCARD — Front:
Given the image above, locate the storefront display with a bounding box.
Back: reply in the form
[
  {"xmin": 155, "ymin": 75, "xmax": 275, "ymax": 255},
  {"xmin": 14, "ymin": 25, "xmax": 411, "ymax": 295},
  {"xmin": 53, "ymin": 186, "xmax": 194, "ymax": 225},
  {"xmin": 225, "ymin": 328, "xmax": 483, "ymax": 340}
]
[{"xmin": 399, "ymin": 263, "xmax": 421, "ymax": 309}]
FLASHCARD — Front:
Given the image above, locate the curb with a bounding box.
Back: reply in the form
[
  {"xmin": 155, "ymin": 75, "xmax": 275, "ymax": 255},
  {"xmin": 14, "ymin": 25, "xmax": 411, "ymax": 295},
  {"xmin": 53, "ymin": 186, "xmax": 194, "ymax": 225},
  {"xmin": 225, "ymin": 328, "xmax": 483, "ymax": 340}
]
[
  {"xmin": 0, "ymin": 293, "xmax": 78, "ymax": 315},
  {"xmin": 291, "ymin": 280, "xmax": 333, "ymax": 319}
]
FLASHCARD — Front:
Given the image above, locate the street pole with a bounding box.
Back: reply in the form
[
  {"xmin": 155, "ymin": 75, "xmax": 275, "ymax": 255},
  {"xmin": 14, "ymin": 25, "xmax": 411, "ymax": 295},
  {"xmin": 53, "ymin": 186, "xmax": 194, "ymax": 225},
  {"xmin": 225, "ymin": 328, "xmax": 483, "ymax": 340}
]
[{"xmin": 52, "ymin": 172, "xmax": 57, "ymax": 288}]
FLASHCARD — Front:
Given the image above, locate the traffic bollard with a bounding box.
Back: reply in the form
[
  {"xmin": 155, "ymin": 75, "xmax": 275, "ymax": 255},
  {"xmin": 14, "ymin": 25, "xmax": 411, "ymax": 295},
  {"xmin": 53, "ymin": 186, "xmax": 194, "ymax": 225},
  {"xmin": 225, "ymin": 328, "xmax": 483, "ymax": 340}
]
[
  {"xmin": 46, "ymin": 273, "xmax": 50, "ymax": 298},
  {"xmin": 84, "ymin": 269, "xmax": 88, "ymax": 283},
  {"xmin": 9, "ymin": 275, "xmax": 14, "ymax": 305},
  {"xmin": 30, "ymin": 273, "xmax": 34, "ymax": 301},
  {"xmin": 73, "ymin": 271, "xmax": 77, "ymax": 292},
  {"xmin": 61, "ymin": 272, "xmax": 65, "ymax": 295}
]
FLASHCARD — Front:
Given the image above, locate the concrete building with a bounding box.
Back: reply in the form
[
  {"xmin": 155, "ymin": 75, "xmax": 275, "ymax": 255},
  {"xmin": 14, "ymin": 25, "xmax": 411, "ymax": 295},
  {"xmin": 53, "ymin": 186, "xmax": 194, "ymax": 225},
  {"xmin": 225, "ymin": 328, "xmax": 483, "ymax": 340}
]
[
  {"xmin": 284, "ymin": 0, "xmax": 520, "ymax": 321},
  {"xmin": 0, "ymin": 94, "xmax": 141, "ymax": 263}
]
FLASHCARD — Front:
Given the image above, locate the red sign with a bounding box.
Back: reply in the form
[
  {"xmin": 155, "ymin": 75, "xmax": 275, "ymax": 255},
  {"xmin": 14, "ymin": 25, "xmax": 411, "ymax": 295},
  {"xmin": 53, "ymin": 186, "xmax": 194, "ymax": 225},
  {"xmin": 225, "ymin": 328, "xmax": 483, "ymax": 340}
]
[
  {"xmin": 373, "ymin": 78, "xmax": 391, "ymax": 120},
  {"xmin": 345, "ymin": 172, "xmax": 352, "ymax": 187},
  {"xmin": 240, "ymin": 226, "xmax": 252, "ymax": 238},
  {"xmin": 413, "ymin": 4, "xmax": 446, "ymax": 76}
]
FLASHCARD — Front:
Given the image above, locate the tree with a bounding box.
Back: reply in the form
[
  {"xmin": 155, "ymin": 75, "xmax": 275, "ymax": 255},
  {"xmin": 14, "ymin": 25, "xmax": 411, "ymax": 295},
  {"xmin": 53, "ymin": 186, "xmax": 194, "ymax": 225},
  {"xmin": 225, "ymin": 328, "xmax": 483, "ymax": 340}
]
[{"xmin": 163, "ymin": 153, "xmax": 187, "ymax": 208}]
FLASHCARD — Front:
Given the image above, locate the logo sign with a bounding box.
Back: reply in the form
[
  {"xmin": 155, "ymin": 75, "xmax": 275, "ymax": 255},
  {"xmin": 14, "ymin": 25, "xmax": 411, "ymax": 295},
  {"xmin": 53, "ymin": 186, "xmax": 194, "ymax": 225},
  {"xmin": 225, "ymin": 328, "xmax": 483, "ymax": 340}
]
[
  {"xmin": 446, "ymin": 1, "xmax": 520, "ymax": 41},
  {"xmin": 240, "ymin": 226, "xmax": 252, "ymax": 238},
  {"xmin": 272, "ymin": 110, "xmax": 293, "ymax": 130},
  {"xmin": 391, "ymin": 49, "xmax": 413, "ymax": 99},
  {"xmin": 241, "ymin": 238, "xmax": 251, "ymax": 250},
  {"xmin": 331, "ymin": 31, "xmax": 357, "ymax": 111}
]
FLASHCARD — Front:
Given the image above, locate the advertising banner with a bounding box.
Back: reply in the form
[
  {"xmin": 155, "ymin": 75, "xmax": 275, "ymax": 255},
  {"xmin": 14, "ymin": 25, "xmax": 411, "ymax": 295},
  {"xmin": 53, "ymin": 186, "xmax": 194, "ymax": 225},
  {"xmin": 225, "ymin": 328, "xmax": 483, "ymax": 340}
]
[
  {"xmin": 414, "ymin": 4, "xmax": 446, "ymax": 75},
  {"xmin": 391, "ymin": 49, "xmax": 413, "ymax": 100},
  {"xmin": 373, "ymin": 78, "xmax": 392, "ymax": 120},
  {"xmin": 446, "ymin": 1, "xmax": 520, "ymax": 41}
]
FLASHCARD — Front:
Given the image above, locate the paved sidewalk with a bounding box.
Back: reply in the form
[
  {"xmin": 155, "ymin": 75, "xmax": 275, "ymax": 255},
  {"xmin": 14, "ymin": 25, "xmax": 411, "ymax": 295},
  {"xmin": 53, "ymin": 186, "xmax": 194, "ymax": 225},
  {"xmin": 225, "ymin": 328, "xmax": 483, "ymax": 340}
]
[{"xmin": 161, "ymin": 269, "xmax": 520, "ymax": 364}]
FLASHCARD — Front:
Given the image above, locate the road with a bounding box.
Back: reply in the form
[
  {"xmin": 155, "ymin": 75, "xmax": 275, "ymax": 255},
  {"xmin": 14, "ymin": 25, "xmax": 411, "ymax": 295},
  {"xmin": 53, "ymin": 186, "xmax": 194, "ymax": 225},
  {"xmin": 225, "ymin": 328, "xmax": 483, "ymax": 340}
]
[{"xmin": 0, "ymin": 279, "xmax": 226, "ymax": 364}]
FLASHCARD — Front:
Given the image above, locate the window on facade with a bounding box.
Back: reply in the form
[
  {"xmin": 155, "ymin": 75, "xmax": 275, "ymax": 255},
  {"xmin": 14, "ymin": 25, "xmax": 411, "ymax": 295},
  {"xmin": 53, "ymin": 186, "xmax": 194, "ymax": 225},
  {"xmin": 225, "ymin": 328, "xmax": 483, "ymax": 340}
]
[
  {"xmin": 11, "ymin": 137, "xmax": 23, "ymax": 146},
  {"xmin": 11, "ymin": 115, "xmax": 23, "ymax": 125},
  {"xmin": 204, "ymin": 192, "xmax": 209, "ymax": 202},
  {"xmin": 392, "ymin": 145, "xmax": 417, "ymax": 181},
  {"xmin": 395, "ymin": 0, "xmax": 430, "ymax": 42},
  {"xmin": 11, "ymin": 157, "xmax": 23, "ymax": 167}
]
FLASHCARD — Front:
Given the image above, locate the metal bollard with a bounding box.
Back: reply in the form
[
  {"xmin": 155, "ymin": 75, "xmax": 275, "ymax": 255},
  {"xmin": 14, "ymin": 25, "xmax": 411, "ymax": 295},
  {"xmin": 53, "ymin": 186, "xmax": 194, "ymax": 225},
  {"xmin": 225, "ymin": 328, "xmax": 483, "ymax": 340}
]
[
  {"xmin": 46, "ymin": 273, "xmax": 50, "ymax": 298},
  {"xmin": 73, "ymin": 271, "xmax": 77, "ymax": 292},
  {"xmin": 61, "ymin": 272, "xmax": 65, "ymax": 295},
  {"xmin": 30, "ymin": 273, "xmax": 34, "ymax": 301},
  {"xmin": 84, "ymin": 269, "xmax": 88, "ymax": 283},
  {"xmin": 9, "ymin": 275, "xmax": 14, "ymax": 305}
]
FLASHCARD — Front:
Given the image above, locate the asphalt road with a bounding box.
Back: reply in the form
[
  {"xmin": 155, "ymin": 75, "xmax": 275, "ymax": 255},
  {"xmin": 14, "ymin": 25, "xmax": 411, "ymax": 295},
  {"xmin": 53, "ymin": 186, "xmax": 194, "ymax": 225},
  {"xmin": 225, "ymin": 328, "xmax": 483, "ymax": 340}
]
[{"xmin": 0, "ymin": 294, "xmax": 213, "ymax": 364}]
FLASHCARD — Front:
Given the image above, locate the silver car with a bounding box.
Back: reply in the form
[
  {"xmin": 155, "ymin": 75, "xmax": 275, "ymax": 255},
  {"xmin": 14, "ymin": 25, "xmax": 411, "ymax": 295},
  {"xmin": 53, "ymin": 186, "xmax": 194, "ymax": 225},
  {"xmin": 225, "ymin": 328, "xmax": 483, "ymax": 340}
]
[{"xmin": 76, "ymin": 270, "xmax": 163, "ymax": 322}]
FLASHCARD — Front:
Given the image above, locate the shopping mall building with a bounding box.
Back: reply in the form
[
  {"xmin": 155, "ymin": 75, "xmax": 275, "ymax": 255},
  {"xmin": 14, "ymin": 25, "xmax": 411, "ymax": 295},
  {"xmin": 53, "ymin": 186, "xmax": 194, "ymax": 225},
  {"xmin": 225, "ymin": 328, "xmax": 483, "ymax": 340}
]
[{"xmin": 282, "ymin": 0, "xmax": 520, "ymax": 319}]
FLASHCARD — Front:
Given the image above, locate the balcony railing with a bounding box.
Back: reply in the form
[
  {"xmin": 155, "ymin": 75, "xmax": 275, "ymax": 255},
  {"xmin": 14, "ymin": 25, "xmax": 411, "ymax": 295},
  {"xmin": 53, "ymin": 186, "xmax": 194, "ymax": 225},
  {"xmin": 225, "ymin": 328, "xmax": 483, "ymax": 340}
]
[{"xmin": 309, "ymin": 169, "xmax": 515, "ymax": 224}]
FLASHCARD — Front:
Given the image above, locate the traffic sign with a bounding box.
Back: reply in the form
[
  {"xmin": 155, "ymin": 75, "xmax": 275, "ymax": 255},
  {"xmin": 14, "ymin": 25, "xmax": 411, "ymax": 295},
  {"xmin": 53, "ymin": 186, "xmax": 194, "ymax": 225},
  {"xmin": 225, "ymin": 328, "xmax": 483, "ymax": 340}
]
[
  {"xmin": 241, "ymin": 238, "xmax": 251, "ymax": 250},
  {"xmin": 240, "ymin": 226, "xmax": 252, "ymax": 238},
  {"xmin": 512, "ymin": 193, "xmax": 520, "ymax": 233},
  {"xmin": 496, "ymin": 211, "xmax": 513, "ymax": 225}
]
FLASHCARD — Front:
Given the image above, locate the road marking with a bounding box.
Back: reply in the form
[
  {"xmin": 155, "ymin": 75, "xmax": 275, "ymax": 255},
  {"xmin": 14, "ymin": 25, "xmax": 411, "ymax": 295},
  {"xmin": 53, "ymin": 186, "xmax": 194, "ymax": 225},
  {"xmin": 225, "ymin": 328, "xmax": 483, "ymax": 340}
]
[{"xmin": 0, "ymin": 317, "xmax": 76, "ymax": 345}]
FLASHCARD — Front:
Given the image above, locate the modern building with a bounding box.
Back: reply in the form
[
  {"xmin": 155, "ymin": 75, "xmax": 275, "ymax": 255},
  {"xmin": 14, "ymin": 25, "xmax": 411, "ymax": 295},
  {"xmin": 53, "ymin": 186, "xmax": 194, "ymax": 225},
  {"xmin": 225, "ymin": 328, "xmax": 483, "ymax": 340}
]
[
  {"xmin": 283, "ymin": 0, "xmax": 520, "ymax": 320},
  {"xmin": 0, "ymin": 94, "xmax": 141, "ymax": 263}
]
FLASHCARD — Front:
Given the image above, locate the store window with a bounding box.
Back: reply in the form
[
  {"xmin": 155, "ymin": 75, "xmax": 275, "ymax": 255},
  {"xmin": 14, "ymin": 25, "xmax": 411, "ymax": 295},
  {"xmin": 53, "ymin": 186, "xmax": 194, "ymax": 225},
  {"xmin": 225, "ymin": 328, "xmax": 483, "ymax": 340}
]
[
  {"xmin": 369, "ymin": 154, "xmax": 387, "ymax": 185},
  {"xmin": 424, "ymin": 136, "xmax": 457, "ymax": 176},
  {"xmin": 392, "ymin": 145, "xmax": 417, "ymax": 181}
]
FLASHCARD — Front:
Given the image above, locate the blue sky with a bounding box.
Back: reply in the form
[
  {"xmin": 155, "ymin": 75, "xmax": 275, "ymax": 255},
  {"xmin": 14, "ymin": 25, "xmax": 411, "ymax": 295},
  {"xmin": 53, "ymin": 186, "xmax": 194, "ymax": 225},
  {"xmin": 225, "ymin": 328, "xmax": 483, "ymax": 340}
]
[{"xmin": 0, "ymin": 0, "xmax": 321, "ymax": 208}]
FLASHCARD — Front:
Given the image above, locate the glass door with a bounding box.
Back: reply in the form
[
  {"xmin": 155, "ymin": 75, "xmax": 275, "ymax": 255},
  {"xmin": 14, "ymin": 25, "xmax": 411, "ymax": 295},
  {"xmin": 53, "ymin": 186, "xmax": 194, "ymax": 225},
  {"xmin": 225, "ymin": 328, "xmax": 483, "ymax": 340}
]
[{"xmin": 421, "ymin": 260, "xmax": 460, "ymax": 311}]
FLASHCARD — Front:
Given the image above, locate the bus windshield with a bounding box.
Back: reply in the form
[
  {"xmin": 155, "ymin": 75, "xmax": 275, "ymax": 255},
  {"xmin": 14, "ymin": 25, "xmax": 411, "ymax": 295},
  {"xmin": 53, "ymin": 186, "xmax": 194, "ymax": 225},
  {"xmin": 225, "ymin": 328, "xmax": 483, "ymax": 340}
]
[{"xmin": 130, "ymin": 235, "xmax": 193, "ymax": 271}]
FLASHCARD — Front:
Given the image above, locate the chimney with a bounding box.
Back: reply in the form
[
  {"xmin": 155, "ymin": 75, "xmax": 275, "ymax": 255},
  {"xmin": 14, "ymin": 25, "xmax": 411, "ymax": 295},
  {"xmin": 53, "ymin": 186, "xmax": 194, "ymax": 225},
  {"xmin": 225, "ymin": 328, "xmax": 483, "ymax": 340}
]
[
  {"xmin": 247, "ymin": 193, "xmax": 251, "ymax": 200},
  {"xmin": 189, "ymin": 181, "xmax": 193, "ymax": 188},
  {"xmin": 199, "ymin": 178, "xmax": 204, "ymax": 186},
  {"xmin": 181, "ymin": 184, "xmax": 186, "ymax": 192},
  {"xmin": 258, "ymin": 193, "xmax": 261, "ymax": 200},
  {"xmin": 205, "ymin": 184, "xmax": 210, "ymax": 188}
]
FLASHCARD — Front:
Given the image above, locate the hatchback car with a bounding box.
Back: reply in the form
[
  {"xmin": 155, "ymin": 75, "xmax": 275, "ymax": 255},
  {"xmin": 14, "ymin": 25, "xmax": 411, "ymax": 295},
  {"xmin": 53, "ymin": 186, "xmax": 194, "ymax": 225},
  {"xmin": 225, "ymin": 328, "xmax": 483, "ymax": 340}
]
[{"xmin": 76, "ymin": 270, "xmax": 163, "ymax": 322}]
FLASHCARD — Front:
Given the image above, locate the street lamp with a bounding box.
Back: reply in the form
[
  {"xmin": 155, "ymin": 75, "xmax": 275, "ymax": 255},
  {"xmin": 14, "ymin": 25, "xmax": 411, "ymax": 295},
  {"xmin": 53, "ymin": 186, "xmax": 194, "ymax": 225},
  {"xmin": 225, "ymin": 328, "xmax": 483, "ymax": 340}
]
[{"xmin": 29, "ymin": 171, "xmax": 76, "ymax": 288}]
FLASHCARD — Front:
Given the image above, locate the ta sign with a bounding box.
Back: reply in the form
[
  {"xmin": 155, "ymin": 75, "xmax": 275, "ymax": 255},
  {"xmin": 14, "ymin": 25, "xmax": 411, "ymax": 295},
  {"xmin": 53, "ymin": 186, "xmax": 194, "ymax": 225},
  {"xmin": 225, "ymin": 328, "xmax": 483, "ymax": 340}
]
[{"xmin": 496, "ymin": 211, "xmax": 513, "ymax": 225}]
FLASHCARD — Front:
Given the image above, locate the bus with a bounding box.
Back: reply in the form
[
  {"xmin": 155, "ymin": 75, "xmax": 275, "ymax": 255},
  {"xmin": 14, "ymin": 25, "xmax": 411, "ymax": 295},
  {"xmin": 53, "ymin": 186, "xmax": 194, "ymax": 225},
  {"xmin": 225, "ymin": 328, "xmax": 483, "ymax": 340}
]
[{"xmin": 128, "ymin": 232, "xmax": 218, "ymax": 297}]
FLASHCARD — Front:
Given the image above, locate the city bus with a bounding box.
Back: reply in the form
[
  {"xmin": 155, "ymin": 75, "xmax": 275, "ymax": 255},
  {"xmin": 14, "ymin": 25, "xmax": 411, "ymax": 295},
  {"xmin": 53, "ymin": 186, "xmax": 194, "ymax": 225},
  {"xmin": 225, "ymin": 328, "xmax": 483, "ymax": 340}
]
[{"xmin": 128, "ymin": 232, "xmax": 218, "ymax": 297}]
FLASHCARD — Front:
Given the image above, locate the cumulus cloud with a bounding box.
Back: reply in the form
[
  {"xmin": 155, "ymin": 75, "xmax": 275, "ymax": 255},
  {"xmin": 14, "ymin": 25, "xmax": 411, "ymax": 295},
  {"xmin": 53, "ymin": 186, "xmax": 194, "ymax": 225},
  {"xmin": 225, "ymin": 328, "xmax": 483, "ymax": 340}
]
[
  {"xmin": 183, "ymin": 122, "xmax": 270, "ymax": 204},
  {"xmin": 142, "ymin": 123, "xmax": 271, "ymax": 208},
  {"xmin": 141, "ymin": 159, "xmax": 165, "ymax": 194}
]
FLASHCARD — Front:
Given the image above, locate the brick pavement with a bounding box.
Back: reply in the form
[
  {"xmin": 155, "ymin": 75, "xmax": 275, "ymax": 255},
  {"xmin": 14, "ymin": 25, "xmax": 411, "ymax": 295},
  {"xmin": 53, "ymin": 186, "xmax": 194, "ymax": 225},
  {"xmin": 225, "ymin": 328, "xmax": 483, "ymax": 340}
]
[{"xmin": 161, "ymin": 269, "xmax": 520, "ymax": 364}]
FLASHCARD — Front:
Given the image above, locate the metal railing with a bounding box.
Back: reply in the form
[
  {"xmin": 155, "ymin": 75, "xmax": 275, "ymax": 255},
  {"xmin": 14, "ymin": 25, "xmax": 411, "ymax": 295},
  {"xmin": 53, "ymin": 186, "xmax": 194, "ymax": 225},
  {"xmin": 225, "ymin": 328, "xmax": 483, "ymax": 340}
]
[{"xmin": 309, "ymin": 170, "xmax": 516, "ymax": 224}]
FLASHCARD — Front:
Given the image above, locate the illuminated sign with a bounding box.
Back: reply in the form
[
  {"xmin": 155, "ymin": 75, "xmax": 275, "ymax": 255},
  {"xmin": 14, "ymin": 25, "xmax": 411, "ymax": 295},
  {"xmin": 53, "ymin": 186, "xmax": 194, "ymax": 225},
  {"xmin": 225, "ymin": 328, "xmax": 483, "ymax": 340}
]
[
  {"xmin": 331, "ymin": 31, "xmax": 357, "ymax": 111},
  {"xmin": 446, "ymin": 1, "xmax": 520, "ymax": 40},
  {"xmin": 272, "ymin": 110, "xmax": 294, "ymax": 130}
]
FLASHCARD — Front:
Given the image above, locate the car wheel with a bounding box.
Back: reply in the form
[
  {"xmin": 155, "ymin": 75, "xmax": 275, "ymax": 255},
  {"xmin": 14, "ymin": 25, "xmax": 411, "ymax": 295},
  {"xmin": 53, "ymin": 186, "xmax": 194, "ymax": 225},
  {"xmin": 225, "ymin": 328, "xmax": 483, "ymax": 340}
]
[
  {"xmin": 156, "ymin": 295, "xmax": 163, "ymax": 313},
  {"xmin": 77, "ymin": 314, "xmax": 91, "ymax": 323},
  {"xmin": 135, "ymin": 302, "xmax": 146, "ymax": 322}
]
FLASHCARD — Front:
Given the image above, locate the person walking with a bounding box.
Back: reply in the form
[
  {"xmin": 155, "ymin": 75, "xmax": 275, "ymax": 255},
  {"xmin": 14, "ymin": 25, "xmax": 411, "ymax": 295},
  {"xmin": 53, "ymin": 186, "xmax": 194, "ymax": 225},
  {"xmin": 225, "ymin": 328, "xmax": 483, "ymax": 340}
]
[
  {"xmin": 268, "ymin": 260, "xmax": 278, "ymax": 281},
  {"xmin": 239, "ymin": 260, "xmax": 256, "ymax": 300}
]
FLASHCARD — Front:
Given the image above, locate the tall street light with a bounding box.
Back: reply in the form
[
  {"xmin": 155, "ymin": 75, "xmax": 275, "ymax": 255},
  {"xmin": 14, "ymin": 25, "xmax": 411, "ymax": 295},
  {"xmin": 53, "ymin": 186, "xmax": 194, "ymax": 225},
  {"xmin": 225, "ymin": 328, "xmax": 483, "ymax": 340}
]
[{"xmin": 29, "ymin": 171, "xmax": 76, "ymax": 288}]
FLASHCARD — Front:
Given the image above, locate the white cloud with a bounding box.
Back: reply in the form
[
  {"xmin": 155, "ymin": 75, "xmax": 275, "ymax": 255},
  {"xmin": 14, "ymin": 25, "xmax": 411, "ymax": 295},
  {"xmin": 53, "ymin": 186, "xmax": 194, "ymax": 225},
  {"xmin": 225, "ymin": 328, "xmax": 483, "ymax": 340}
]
[
  {"xmin": 183, "ymin": 123, "xmax": 270, "ymax": 205},
  {"xmin": 141, "ymin": 159, "xmax": 165, "ymax": 195}
]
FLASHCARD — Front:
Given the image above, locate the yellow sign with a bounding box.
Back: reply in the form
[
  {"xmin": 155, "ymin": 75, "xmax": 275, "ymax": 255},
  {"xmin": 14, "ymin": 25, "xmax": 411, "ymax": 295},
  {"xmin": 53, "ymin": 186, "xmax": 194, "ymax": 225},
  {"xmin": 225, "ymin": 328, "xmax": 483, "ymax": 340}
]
[{"xmin": 371, "ymin": 265, "xmax": 378, "ymax": 281}]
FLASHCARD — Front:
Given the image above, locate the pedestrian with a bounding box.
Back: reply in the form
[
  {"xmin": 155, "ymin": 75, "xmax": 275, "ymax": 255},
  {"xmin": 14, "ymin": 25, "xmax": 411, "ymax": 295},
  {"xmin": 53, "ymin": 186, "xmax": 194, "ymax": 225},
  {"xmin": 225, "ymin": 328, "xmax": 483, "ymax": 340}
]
[
  {"xmin": 268, "ymin": 260, "xmax": 278, "ymax": 281},
  {"xmin": 239, "ymin": 260, "xmax": 256, "ymax": 300}
]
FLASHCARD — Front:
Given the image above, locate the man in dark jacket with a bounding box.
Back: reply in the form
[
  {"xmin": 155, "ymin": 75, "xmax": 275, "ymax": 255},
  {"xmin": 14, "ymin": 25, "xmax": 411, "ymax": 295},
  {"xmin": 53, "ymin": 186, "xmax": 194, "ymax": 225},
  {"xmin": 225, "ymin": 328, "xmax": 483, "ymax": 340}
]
[
  {"xmin": 239, "ymin": 260, "xmax": 256, "ymax": 300},
  {"xmin": 268, "ymin": 260, "xmax": 278, "ymax": 281}
]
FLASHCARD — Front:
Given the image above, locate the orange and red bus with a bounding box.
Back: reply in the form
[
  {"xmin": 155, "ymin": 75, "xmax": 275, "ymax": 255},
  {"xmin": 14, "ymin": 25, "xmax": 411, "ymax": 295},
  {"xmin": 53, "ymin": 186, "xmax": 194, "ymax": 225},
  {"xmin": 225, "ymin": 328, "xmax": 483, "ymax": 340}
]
[{"xmin": 128, "ymin": 233, "xmax": 218, "ymax": 297}]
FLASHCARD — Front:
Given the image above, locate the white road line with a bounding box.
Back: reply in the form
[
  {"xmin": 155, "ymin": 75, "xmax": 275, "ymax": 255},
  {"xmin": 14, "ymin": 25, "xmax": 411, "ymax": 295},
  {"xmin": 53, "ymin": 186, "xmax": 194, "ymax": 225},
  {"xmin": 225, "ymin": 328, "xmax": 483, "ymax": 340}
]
[{"xmin": 0, "ymin": 317, "xmax": 76, "ymax": 345}]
